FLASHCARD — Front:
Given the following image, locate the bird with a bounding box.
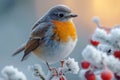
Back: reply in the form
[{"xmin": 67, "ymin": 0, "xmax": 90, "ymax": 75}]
[{"xmin": 12, "ymin": 5, "xmax": 78, "ymax": 69}]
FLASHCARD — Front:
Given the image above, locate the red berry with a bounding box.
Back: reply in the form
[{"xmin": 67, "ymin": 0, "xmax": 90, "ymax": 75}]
[
  {"xmin": 81, "ymin": 60, "xmax": 90, "ymax": 69},
  {"xmin": 90, "ymin": 39, "xmax": 99, "ymax": 46},
  {"xmin": 114, "ymin": 50, "xmax": 120, "ymax": 60},
  {"xmin": 85, "ymin": 70, "xmax": 96, "ymax": 80},
  {"xmin": 101, "ymin": 69, "xmax": 113, "ymax": 80},
  {"xmin": 59, "ymin": 76, "xmax": 66, "ymax": 80},
  {"xmin": 114, "ymin": 73, "xmax": 120, "ymax": 80}
]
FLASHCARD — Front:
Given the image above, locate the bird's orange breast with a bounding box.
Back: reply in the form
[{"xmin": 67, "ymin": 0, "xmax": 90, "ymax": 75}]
[{"xmin": 52, "ymin": 20, "xmax": 77, "ymax": 43}]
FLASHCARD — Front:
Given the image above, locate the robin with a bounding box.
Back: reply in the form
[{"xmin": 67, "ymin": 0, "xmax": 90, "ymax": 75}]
[{"xmin": 12, "ymin": 5, "xmax": 78, "ymax": 69}]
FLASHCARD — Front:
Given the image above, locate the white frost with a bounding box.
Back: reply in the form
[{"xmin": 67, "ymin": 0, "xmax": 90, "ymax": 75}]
[
  {"xmin": 82, "ymin": 45, "xmax": 102, "ymax": 66},
  {"xmin": 28, "ymin": 64, "xmax": 45, "ymax": 79},
  {"xmin": 63, "ymin": 57, "xmax": 80, "ymax": 74},
  {"xmin": 1, "ymin": 66, "xmax": 27, "ymax": 80},
  {"xmin": 92, "ymin": 28, "xmax": 108, "ymax": 43}
]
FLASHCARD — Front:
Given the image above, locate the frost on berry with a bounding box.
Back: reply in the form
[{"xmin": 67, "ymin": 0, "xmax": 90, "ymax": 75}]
[
  {"xmin": 79, "ymin": 17, "xmax": 120, "ymax": 80},
  {"xmin": 90, "ymin": 39, "xmax": 99, "ymax": 46}
]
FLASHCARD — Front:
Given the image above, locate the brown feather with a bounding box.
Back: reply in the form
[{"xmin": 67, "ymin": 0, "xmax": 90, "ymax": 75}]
[
  {"xmin": 21, "ymin": 22, "xmax": 51, "ymax": 61},
  {"xmin": 12, "ymin": 44, "xmax": 25, "ymax": 56},
  {"xmin": 21, "ymin": 39, "xmax": 40, "ymax": 61},
  {"xmin": 14, "ymin": 22, "xmax": 51, "ymax": 61}
]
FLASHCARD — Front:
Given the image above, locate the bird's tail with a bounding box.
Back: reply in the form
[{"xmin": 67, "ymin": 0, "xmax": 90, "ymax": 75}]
[{"xmin": 12, "ymin": 44, "xmax": 25, "ymax": 56}]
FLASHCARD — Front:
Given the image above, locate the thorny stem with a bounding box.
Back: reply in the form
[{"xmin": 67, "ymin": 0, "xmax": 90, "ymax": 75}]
[
  {"xmin": 38, "ymin": 73, "xmax": 45, "ymax": 80},
  {"xmin": 46, "ymin": 62, "xmax": 58, "ymax": 75},
  {"xmin": 46, "ymin": 62, "xmax": 51, "ymax": 71},
  {"xmin": 33, "ymin": 65, "xmax": 45, "ymax": 80},
  {"xmin": 34, "ymin": 68, "xmax": 45, "ymax": 80}
]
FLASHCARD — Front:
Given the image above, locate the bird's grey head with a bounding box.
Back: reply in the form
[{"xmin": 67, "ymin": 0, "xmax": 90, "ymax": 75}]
[{"xmin": 46, "ymin": 5, "xmax": 77, "ymax": 21}]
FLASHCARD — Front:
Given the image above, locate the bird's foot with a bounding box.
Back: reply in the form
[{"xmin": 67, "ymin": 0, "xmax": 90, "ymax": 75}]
[{"xmin": 51, "ymin": 68, "xmax": 59, "ymax": 76}]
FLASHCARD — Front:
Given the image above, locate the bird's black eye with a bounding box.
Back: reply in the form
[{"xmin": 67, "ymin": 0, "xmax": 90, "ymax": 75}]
[{"xmin": 58, "ymin": 13, "xmax": 64, "ymax": 17}]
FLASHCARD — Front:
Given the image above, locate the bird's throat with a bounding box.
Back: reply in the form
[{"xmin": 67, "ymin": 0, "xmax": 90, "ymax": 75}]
[{"xmin": 52, "ymin": 20, "xmax": 77, "ymax": 43}]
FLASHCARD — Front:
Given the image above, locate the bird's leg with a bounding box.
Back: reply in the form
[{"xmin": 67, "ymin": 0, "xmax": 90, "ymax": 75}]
[
  {"xmin": 46, "ymin": 62, "xmax": 58, "ymax": 76},
  {"xmin": 60, "ymin": 60, "xmax": 65, "ymax": 67}
]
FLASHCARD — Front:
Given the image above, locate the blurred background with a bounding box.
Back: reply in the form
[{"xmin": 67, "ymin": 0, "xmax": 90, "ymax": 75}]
[{"xmin": 0, "ymin": 0, "xmax": 120, "ymax": 80}]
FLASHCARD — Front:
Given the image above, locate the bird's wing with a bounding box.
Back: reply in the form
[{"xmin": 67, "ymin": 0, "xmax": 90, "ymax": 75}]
[
  {"xmin": 22, "ymin": 22, "xmax": 52, "ymax": 61},
  {"xmin": 32, "ymin": 18, "xmax": 44, "ymax": 30}
]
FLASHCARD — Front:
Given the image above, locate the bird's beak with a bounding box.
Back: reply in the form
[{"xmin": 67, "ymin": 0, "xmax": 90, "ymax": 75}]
[{"xmin": 69, "ymin": 13, "xmax": 78, "ymax": 18}]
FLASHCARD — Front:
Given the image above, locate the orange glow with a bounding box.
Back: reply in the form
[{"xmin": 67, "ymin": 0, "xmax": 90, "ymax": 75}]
[
  {"xmin": 34, "ymin": 0, "xmax": 120, "ymax": 28},
  {"xmin": 93, "ymin": 0, "xmax": 120, "ymax": 27},
  {"xmin": 60, "ymin": 0, "xmax": 76, "ymax": 7}
]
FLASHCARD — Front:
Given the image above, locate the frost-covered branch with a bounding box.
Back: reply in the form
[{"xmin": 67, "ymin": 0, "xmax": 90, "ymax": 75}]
[
  {"xmin": 29, "ymin": 58, "xmax": 79, "ymax": 80},
  {"xmin": 28, "ymin": 64, "xmax": 45, "ymax": 80},
  {"xmin": 79, "ymin": 17, "xmax": 120, "ymax": 80},
  {"xmin": 0, "ymin": 57, "xmax": 79, "ymax": 80},
  {"xmin": 1, "ymin": 66, "xmax": 27, "ymax": 80}
]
